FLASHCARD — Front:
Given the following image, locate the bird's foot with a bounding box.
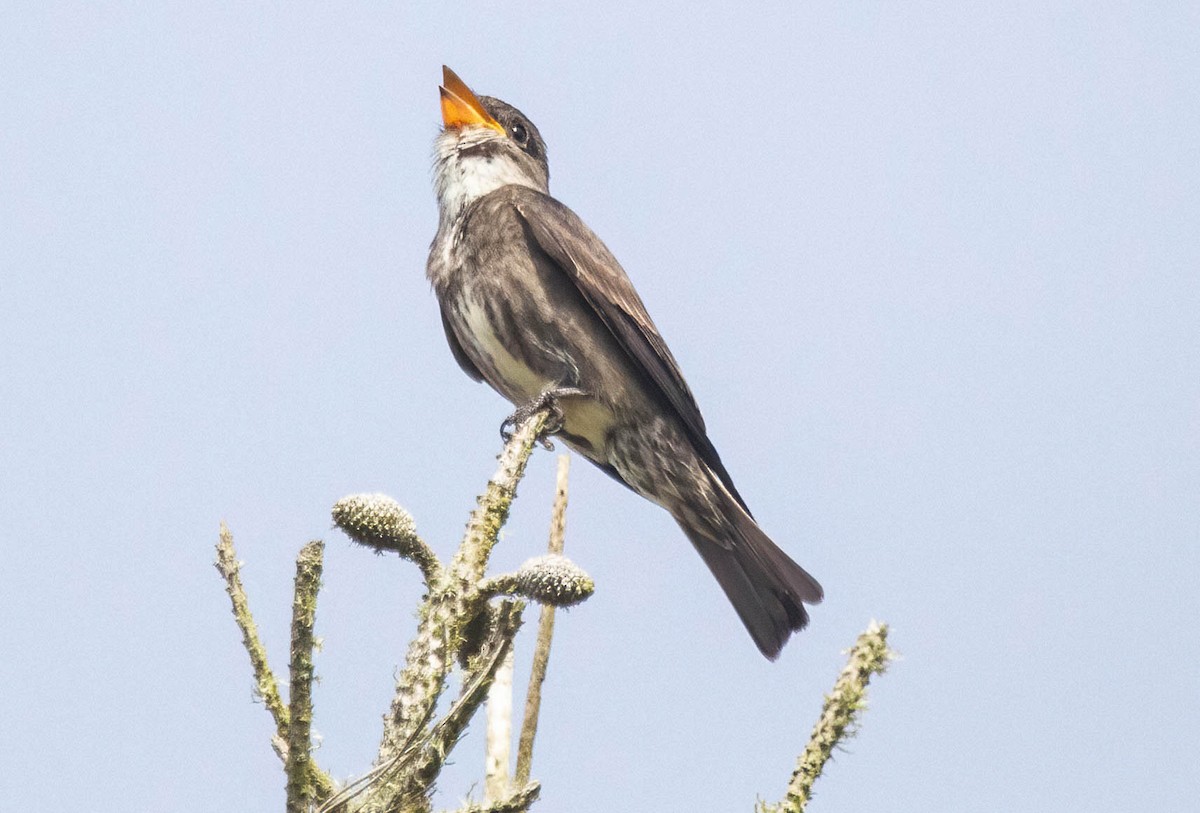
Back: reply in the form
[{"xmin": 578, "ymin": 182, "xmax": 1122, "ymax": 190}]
[{"xmin": 500, "ymin": 387, "xmax": 587, "ymax": 450}]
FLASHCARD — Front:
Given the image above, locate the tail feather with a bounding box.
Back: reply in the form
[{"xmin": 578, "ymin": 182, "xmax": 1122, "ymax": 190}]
[{"xmin": 682, "ymin": 493, "xmax": 823, "ymax": 660}]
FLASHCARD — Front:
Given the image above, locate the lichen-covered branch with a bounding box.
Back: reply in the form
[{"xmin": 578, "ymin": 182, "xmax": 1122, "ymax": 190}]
[
  {"xmin": 410, "ymin": 601, "xmax": 525, "ymax": 799},
  {"xmin": 316, "ymin": 604, "xmax": 523, "ymax": 813},
  {"xmin": 286, "ymin": 540, "xmax": 328, "ymax": 812},
  {"xmin": 760, "ymin": 621, "xmax": 894, "ymax": 813},
  {"xmin": 215, "ymin": 523, "xmax": 290, "ymax": 738},
  {"xmin": 376, "ymin": 411, "xmax": 550, "ymax": 766},
  {"xmin": 215, "ymin": 526, "xmax": 334, "ymax": 802},
  {"xmin": 454, "ymin": 413, "xmax": 553, "ymax": 585}
]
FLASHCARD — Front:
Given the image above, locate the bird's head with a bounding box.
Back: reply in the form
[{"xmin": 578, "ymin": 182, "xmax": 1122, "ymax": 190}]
[{"xmin": 433, "ymin": 66, "xmax": 550, "ymax": 222}]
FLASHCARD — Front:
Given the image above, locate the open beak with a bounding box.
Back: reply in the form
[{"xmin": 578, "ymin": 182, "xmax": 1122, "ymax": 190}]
[{"xmin": 440, "ymin": 66, "xmax": 505, "ymax": 134}]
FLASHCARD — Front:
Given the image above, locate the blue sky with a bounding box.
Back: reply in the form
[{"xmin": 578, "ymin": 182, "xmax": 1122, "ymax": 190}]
[{"xmin": 2, "ymin": 3, "xmax": 1197, "ymax": 811}]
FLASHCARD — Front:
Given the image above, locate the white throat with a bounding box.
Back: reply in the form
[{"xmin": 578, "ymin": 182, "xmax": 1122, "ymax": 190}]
[{"xmin": 433, "ymin": 129, "xmax": 537, "ymax": 227}]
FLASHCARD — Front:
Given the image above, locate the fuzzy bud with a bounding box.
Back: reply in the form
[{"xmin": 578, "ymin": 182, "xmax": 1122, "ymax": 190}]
[
  {"xmin": 512, "ymin": 554, "xmax": 594, "ymax": 607},
  {"xmin": 332, "ymin": 493, "xmax": 420, "ymax": 555}
]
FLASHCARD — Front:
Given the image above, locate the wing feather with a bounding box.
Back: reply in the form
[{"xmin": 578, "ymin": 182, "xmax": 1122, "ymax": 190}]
[{"xmin": 509, "ymin": 188, "xmax": 751, "ymax": 513}]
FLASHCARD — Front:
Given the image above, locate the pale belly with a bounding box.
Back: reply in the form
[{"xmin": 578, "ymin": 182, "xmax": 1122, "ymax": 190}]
[
  {"xmin": 456, "ymin": 295, "xmax": 618, "ymax": 455},
  {"xmin": 458, "ymin": 295, "xmax": 548, "ymax": 401}
]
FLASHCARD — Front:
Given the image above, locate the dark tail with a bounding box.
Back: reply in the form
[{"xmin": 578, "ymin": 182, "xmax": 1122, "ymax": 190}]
[{"xmin": 682, "ymin": 490, "xmax": 823, "ymax": 660}]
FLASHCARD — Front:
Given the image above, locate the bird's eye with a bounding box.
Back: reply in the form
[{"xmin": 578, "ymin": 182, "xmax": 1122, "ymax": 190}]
[{"xmin": 510, "ymin": 123, "xmax": 528, "ymax": 144}]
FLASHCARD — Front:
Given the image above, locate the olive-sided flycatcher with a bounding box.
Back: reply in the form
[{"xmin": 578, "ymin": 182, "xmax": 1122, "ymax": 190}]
[{"xmin": 427, "ymin": 67, "xmax": 822, "ymax": 659}]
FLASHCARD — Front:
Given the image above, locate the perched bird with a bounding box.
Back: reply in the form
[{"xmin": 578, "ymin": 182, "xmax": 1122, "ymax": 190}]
[{"xmin": 427, "ymin": 67, "xmax": 822, "ymax": 659}]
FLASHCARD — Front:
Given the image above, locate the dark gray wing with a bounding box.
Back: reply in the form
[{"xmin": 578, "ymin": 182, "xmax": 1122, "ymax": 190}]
[
  {"xmin": 508, "ymin": 187, "xmax": 751, "ymax": 513},
  {"xmin": 440, "ymin": 305, "xmax": 484, "ymax": 382}
]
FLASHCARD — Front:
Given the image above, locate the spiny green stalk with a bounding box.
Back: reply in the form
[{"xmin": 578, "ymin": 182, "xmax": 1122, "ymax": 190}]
[
  {"xmin": 286, "ymin": 540, "xmax": 329, "ymax": 812},
  {"xmin": 760, "ymin": 621, "xmax": 894, "ymax": 813},
  {"xmin": 215, "ymin": 526, "xmax": 334, "ymax": 801},
  {"xmin": 215, "ymin": 524, "xmax": 289, "ymax": 734}
]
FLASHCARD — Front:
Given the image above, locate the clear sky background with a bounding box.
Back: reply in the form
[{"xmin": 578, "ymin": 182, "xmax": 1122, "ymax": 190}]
[{"xmin": 2, "ymin": 3, "xmax": 1197, "ymax": 811}]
